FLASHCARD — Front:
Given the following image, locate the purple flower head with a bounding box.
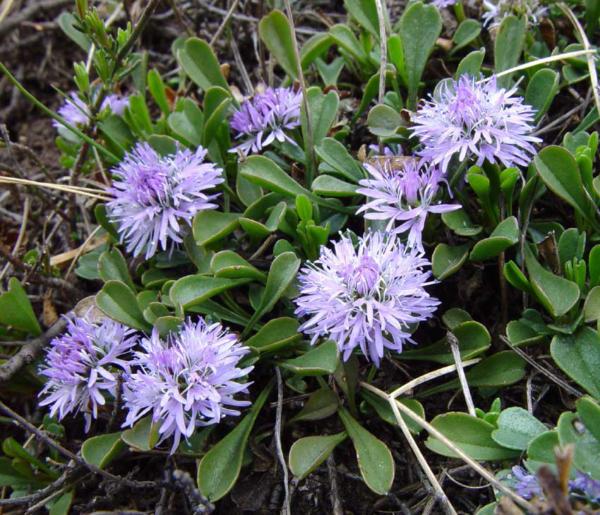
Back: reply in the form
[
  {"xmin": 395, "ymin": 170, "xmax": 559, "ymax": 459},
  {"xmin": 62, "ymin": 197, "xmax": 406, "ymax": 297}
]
[
  {"xmin": 122, "ymin": 318, "xmax": 253, "ymax": 453},
  {"xmin": 432, "ymin": 0, "xmax": 456, "ymax": 8},
  {"xmin": 411, "ymin": 75, "xmax": 541, "ymax": 173},
  {"xmin": 509, "ymin": 466, "xmax": 544, "ymax": 500},
  {"xmin": 230, "ymin": 87, "xmax": 302, "ymax": 155},
  {"xmin": 569, "ymin": 471, "xmax": 600, "ymax": 504},
  {"xmin": 106, "ymin": 142, "xmax": 223, "ymax": 260},
  {"xmin": 294, "ymin": 231, "xmax": 440, "ymax": 366},
  {"xmin": 38, "ymin": 315, "xmax": 137, "ymax": 431},
  {"xmin": 54, "ymin": 91, "xmax": 129, "ymax": 129},
  {"xmin": 357, "ymin": 158, "xmax": 460, "ymax": 252},
  {"xmin": 482, "ymin": 0, "xmax": 546, "ymax": 27}
]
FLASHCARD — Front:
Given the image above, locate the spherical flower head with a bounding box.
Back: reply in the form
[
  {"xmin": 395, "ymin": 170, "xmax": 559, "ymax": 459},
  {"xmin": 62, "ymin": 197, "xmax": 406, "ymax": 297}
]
[
  {"xmin": 357, "ymin": 158, "xmax": 460, "ymax": 252},
  {"xmin": 294, "ymin": 232, "xmax": 440, "ymax": 366},
  {"xmin": 106, "ymin": 142, "xmax": 223, "ymax": 260},
  {"xmin": 38, "ymin": 315, "xmax": 137, "ymax": 431},
  {"xmin": 411, "ymin": 75, "xmax": 541, "ymax": 173},
  {"xmin": 53, "ymin": 91, "xmax": 129, "ymax": 129},
  {"xmin": 230, "ymin": 86, "xmax": 302, "ymax": 155},
  {"xmin": 122, "ymin": 318, "xmax": 253, "ymax": 453}
]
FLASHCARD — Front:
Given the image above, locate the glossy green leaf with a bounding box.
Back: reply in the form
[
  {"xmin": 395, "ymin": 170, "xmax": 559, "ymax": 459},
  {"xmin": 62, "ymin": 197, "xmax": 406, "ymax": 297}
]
[
  {"xmin": 366, "ymin": 104, "xmax": 403, "ymax": 137},
  {"xmin": 425, "ymin": 413, "xmax": 520, "ymax": 460},
  {"xmin": 290, "ymin": 387, "xmax": 339, "ymax": 423},
  {"xmin": 491, "ymin": 407, "xmax": 547, "ymax": 450},
  {"xmin": 303, "ymin": 87, "xmax": 339, "ymax": 145},
  {"xmin": 329, "ymin": 24, "xmax": 368, "ymax": 62},
  {"xmin": 577, "ymin": 396, "xmax": 600, "ymax": 442},
  {"xmin": 400, "ymin": 320, "xmax": 490, "ymax": 364},
  {"xmin": 148, "ymin": 68, "xmax": 170, "ymax": 115},
  {"xmin": 96, "ymin": 280, "xmax": 150, "ymax": 331},
  {"xmin": 584, "ymin": 286, "xmax": 600, "ymax": 322},
  {"xmin": 432, "ymin": 243, "xmax": 470, "ymax": 280},
  {"xmin": 98, "ymin": 248, "xmax": 135, "ymax": 290},
  {"xmin": 535, "ymin": 145, "xmax": 598, "ymax": 224},
  {"xmin": 259, "ymin": 10, "xmax": 299, "ymax": 79},
  {"xmin": 211, "ymin": 251, "xmax": 266, "ymax": 282},
  {"xmin": 312, "ymin": 175, "xmax": 357, "ymax": 197},
  {"xmin": 316, "ymin": 137, "xmax": 364, "ymax": 182},
  {"xmin": 300, "ymin": 33, "xmax": 333, "ymax": 69},
  {"xmin": 524, "ymin": 246, "xmax": 580, "ymax": 318},
  {"xmin": 178, "ymin": 37, "xmax": 229, "ymax": 92},
  {"xmin": 344, "ymin": 0, "xmax": 380, "ymax": 38},
  {"xmin": 288, "ymin": 432, "xmax": 347, "ymax": 480},
  {"xmin": 245, "ymin": 317, "xmax": 301, "ymax": 353},
  {"xmin": 280, "ymin": 340, "xmax": 339, "ymax": 376},
  {"xmin": 0, "ymin": 278, "xmax": 41, "ymax": 335},
  {"xmin": 241, "ymin": 156, "xmax": 311, "ymax": 198},
  {"xmin": 168, "ymin": 99, "xmax": 204, "ymax": 146},
  {"xmin": 503, "ymin": 261, "xmax": 533, "ymax": 294},
  {"xmin": 525, "ymin": 68, "xmax": 560, "ymax": 122},
  {"xmin": 361, "ymin": 390, "xmax": 425, "ymax": 435},
  {"xmin": 193, "ymin": 211, "xmax": 240, "ymax": 247},
  {"xmin": 469, "ymin": 216, "xmax": 519, "ymax": 261},
  {"xmin": 57, "ymin": 12, "xmax": 92, "ymax": 51},
  {"xmin": 441, "ymin": 209, "xmax": 482, "ymax": 236},
  {"xmin": 397, "ymin": 1, "xmax": 442, "ymax": 108},
  {"xmin": 197, "ymin": 383, "xmax": 272, "ymax": 500},
  {"xmin": 526, "ymin": 430, "xmax": 560, "ymax": 471},
  {"xmin": 81, "ymin": 432, "xmax": 126, "ymax": 469},
  {"xmin": 494, "ymin": 16, "xmax": 526, "ymax": 87},
  {"xmin": 121, "ymin": 416, "xmax": 160, "ymax": 451},
  {"xmin": 456, "ymin": 48, "xmax": 485, "ymax": 78},
  {"xmin": 338, "ymin": 408, "xmax": 395, "ymax": 495},
  {"xmin": 170, "ymin": 275, "xmax": 251, "ymax": 309},
  {"xmin": 551, "ymin": 328, "xmax": 600, "ymax": 399}
]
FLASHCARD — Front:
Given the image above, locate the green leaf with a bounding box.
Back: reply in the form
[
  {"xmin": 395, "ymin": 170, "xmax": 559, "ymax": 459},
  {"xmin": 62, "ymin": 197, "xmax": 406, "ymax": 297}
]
[
  {"xmin": 178, "ymin": 37, "xmax": 229, "ymax": 92},
  {"xmin": 366, "ymin": 104, "xmax": 403, "ymax": 137},
  {"xmin": 312, "ymin": 175, "xmax": 357, "ymax": 197},
  {"xmin": 452, "ymin": 19, "xmax": 481, "ymax": 52},
  {"xmin": 361, "ymin": 390, "xmax": 425, "ymax": 435},
  {"xmin": 551, "ymin": 327, "xmax": 600, "ymax": 399},
  {"xmin": 303, "ymin": 87, "xmax": 339, "ymax": 145},
  {"xmin": 148, "ymin": 68, "xmax": 170, "ymax": 115},
  {"xmin": 524, "ymin": 246, "xmax": 580, "ymax": 318},
  {"xmin": 525, "ymin": 69, "xmax": 560, "ymax": 123},
  {"xmin": 98, "ymin": 248, "xmax": 135, "ymax": 290},
  {"xmin": 290, "ymin": 387, "xmax": 339, "ymax": 423},
  {"xmin": 300, "ymin": 33, "xmax": 333, "ymax": 69},
  {"xmin": 57, "ymin": 12, "xmax": 91, "ymax": 51},
  {"xmin": 316, "ymin": 137, "xmax": 364, "ymax": 183},
  {"xmin": 246, "ymin": 317, "xmax": 301, "ymax": 354},
  {"xmin": 584, "ymin": 286, "xmax": 600, "ymax": 322},
  {"xmin": 399, "ymin": 320, "xmax": 490, "ymax": 364},
  {"xmin": 422, "ymin": 351, "xmax": 525, "ymax": 395},
  {"xmin": 244, "ymin": 252, "xmax": 300, "ymax": 334},
  {"xmin": 170, "ymin": 275, "xmax": 251, "ymax": 309},
  {"xmin": 503, "ymin": 261, "xmax": 533, "ymax": 294},
  {"xmin": 432, "ymin": 243, "xmax": 470, "ymax": 280},
  {"xmin": 535, "ymin": 145, "xmax": 598, "ymax": 225},
  {"xmin": 441, "ymin": 209, "xmax": 482, "ymax": 236},
  {"xmin": 211, "ymin": 251, "xmax": 266, "ymax": 282},
  {"xmin": 168, "ymin": 98, "xmax": 204, "ymax": 146},
  {"xmin": 121, "ymin": 416, "xmax": 160, "ymax": 451},
  {"xmin": 197, "ymin": 383, "xmax": 272, "ymax": 501},
  {"xmin": 48, "ymin": 491, "xmax": 73, "ymax": 515},
  {"xmin": 81, "ymin": 432, "xmax": 126, "ymax": 469},
  {"xmin": 469, "ymin": 216, "xmax": 519, "ymax": 261},
  {"xmin": 397, "ymin": 1, "xmax": 442, "ymax": 108},
  {"xmin": 344, "ymin": 0, "xmax": 380, "ymax": 38},
  {"xmin": 193, "ymin": 211, "xmax": 240, "ymax": 247},
  {"xmin": 329, "ymin": 24, "xmax": 368, "ymax": 63},
  {"xmin": 96, "ymin": 280, "xmax": 150, "ymax": 331},
  {"xmin": 241, "ymin": 156, "xmax": 311, "ymax": 198},
  {"xmin": 558, "ymin": 411, "xmax": 600, "ymax": 480},
  {"xmin": 577, "ymin": 396, "xmax": 600, "ymax": 442},
  {"xmin": 491, "ymin": 407, "xmax": 547, "ymax": 450},
  {"xmin": 456, "ymin": 48, "xmax": 485, "ymax": 78},
  {"xmin": 338, "ymin": 408, "xmax": 395, "ymax": 495},
  {"xmin": 558, "ymin": 228, "xmax": 586, "ymax": 266},
  {"xmin": 0, "ymin": 278, "xmax": 41, "ymax": 335},
  {"xmin": 259, "ymin": 10, "xmax": 299, "ymax": 79},
  {"xmin": 280, "ymin": 340, "xmax": 339, "ymax": 376},
  {"xmin": 494, "ymin": 16, "xmax": 526, "ymax": 87},
  {"xmin": 425, "ymin": 413, "xmax": 520, "ymax": 460},
  {"xmin": 526, "ymin": 430, "xmax": 560, "ymax": 471},
  {"xmin": 288, "ymin": 432, "xmax": 347, "ymax": 480}
]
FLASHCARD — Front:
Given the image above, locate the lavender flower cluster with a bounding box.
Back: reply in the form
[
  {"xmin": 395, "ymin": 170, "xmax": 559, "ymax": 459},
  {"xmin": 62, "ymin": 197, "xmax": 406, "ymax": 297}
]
[
  {"xmin": 54, "ymin": 91, "xmax": 129, "ymax": 129},
  {"xmin": 38, "ymin": 315, "xmax": 252, "ymax": 452}
]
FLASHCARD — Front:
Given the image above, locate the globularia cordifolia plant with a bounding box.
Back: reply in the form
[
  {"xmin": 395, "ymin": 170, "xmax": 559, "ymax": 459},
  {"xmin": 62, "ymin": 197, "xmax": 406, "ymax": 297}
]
[{"xmin": 2, "ymin": 0, "xmax": 600, "ymax": 512}]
